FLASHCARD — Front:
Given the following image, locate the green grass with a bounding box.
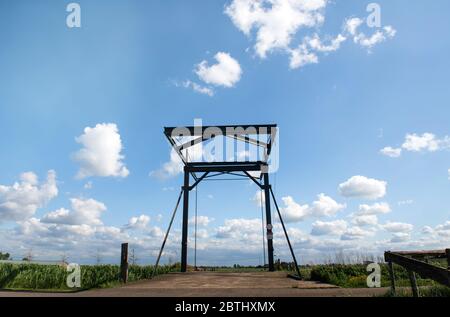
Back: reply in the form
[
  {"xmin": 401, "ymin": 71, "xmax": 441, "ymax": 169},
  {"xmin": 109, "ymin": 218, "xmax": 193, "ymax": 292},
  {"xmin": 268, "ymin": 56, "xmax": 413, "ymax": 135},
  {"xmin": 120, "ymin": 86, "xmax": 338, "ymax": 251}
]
[
  {"xmin": 0, "ymin": 263, "xmax": 177, "ymax": 291},
  {"xmin": 308, "ymin": 263, "xmax": 439, "ymax": 288},
  {"xmin": 381, "ymin": 285, "xmax": 450, "ymax": 297}
]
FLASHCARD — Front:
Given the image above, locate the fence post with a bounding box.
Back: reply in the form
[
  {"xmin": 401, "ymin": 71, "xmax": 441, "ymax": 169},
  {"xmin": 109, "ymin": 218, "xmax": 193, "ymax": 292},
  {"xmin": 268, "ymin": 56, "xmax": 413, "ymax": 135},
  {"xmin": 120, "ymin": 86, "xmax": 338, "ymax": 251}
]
[
  {"xmin": 387, "ymin": 262, "xmax": 396, "ymax": 296},
  {"xmin": 446, "ymin": 249, "xmax": 450, "ymax": 269},
  {"xmin": 408, "ymin": 270, "xmax": 419, "ymax": 298},
  {"xmin": 120, "ymin": 243, "xmax": 129, "ymax": 283}
]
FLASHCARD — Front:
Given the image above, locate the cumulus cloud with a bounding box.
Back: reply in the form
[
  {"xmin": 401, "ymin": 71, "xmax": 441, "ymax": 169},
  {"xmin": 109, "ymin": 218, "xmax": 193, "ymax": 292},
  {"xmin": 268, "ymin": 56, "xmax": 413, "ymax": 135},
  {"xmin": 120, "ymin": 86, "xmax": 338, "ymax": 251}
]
[
  {"xmin": 279, "ymin": 196, "xmax": 310, "ymax": 223},
  {"xmin": 225, "ymin": 0, "xmax": 327, "ymax": 58},
  {"xmin": 189, "ymin": 215, "xmax": 213, "ymax": 227},
  {"xmin": 252, "ymin": 190, "xmax": 265, "ymax": 207},
  {"xmin": 289, "ymin": 33, "xmax": 346, "ymax": 69},
  {"xmin": 380, "ymin": 147, "xmax": 402, "ymax": 158},
  {"xmin": 216, "ymin": 218, "xmax": 261, "ymax": 239},
  {"xmin": 308, "ymin": 193, "xmax": 346, "ymax": 217},
  {"xmin": 351, "ymin": 215, "xmax": 378, "ymax": 227},
  {"xmin": 382, "ymin": 221, "xmax": 414, "ymax": 233},
  {"xmin": 420, "ymin": 221, "xmax": 450, "ymax": 238},
  {"xmin": 123, "ymin": 215, "xmax": 150, "ymax": 231},
  {"xmin": 341, "ymin": 227, "xmax": 374, "ymax": 240},
  {"xmin": 225, "ymin": 0, "xmax": 396, "ymax": 69},
  {"xmin": 338, "ymin": 176, "xmax": 387, "ymax": 200},
  {"xmin": 311, "ymin": 220, "xmax": 347, "ymax": 236},
  {"xmin": 150, "ymin": 144, "xmax": 204, "ymax": 180},
  {"xmin": 73, "ymin": 123, "xmax": 129, "ymax": 179},
  {"xmin": 402, "ymin": 133, "xmax": 441, "ymax": 152},
  {"xmin": 278, "ymin": 194, "xmax": 345, "ymax": 223},
  {"xmin": 390, "ymin": 232, "xmax": 410, "ymax": 243},
  {"xmin": 181, "ymin": 80, "xmax": 214, "ymax": 96},
  {"xmin": 381, "ymin": 133, "xmax": 450, "ymax": 158},
  {"xmin": 357, "ymin": 202, "xmax": 391, "ymax": 215},
  {"xmin": 344, "ymin": 17, "xmax": 396, "ymax": 50},
  {"xmin": 150, "ymin": 149, "xmax": 183, "ymax": 180},
  {"xmin": 0, "ymin": 170, "xmax": 58, "ymax": 222},
  {"xmin": 42, "ymin": 198, "xmax": 107, "ymax": 226},
  {"xmin": 196, "ymin": 52, "xmax": 242, "ymax": 88}
]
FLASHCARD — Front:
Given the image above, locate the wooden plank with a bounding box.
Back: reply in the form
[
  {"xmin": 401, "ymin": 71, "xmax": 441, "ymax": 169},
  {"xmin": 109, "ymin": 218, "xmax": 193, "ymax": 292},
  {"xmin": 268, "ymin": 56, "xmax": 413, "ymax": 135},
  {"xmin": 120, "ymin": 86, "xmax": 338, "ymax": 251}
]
[
  {"xmin": 446, "ymin": 249, "xmax": 450, "ymax": 269},
  {"xmin": 408, "ymin": 270, "xmax": 420, "ymax": 298},
  {"xmin": 393, "ymin": 249, "xmax": 447, "ymax": 258},
  {"xmin": 384, "ymin": 251, "xmax": 450, "ymax": 287},
  {"xmin": 120, "ymin": 243, "xmax": 129, "ymax": 283},
  {"xmin": 387, "ymin": 261, "xmax": 396, "ymax": 296}
]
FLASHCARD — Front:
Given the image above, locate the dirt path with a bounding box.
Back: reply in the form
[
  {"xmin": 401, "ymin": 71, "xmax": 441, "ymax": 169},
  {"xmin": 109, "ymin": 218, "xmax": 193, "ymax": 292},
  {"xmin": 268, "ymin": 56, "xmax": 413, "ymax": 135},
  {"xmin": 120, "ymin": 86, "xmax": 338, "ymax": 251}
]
[{"xmin": 0, "ymin": 272, "xmax": 390, "ymax": 297}]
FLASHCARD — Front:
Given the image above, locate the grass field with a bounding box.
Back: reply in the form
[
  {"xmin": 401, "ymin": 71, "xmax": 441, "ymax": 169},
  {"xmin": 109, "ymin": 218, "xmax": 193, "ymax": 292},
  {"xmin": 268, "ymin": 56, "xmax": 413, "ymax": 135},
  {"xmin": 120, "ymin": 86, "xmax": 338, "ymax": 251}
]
[{"xmin": 0, "ymin": 263, "xmax": 177, "ymax": 291}]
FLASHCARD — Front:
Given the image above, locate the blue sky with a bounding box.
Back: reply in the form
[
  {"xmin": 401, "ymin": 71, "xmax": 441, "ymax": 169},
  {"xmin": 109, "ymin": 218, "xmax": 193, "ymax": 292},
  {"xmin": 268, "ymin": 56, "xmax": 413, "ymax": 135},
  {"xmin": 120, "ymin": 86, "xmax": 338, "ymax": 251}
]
[{"xmin": 0, "ymin": 0, "xmax": 449, "ymax": 265}]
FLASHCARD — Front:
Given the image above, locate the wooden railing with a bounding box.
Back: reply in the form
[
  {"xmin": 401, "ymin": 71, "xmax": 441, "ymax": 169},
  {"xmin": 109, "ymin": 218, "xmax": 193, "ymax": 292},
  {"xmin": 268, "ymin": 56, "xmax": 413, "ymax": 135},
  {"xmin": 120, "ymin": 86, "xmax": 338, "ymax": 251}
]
[{"xmin": 384, "ymin": 249, "xmax": 450, "ymax": 297}]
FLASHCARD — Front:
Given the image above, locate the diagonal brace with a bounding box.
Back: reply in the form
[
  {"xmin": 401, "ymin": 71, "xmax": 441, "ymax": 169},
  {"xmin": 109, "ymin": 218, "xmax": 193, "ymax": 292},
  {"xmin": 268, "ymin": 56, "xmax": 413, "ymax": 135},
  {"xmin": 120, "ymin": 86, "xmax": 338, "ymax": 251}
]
[{"xmin": 269, "ymin": 186, "xmax": 302, "ymax": 279}]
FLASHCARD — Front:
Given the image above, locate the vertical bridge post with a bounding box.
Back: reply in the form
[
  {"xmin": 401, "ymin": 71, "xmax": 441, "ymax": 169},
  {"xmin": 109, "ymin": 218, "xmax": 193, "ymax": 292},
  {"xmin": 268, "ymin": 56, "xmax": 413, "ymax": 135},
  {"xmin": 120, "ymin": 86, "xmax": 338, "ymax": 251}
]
[
  {"xmin": 120, "ymin": 243, "xmax": 128, "ymax": 283},
  {"xmin": 181, "ymin": 168, "xmax": 190, "ymax": 272},
  {"xmin": 263, "ymin": 172, "xmax": 275, "ymax": 272},
  {"xmin": 446, "ymin": 249, "xmax": 450, "ymax": 269}
]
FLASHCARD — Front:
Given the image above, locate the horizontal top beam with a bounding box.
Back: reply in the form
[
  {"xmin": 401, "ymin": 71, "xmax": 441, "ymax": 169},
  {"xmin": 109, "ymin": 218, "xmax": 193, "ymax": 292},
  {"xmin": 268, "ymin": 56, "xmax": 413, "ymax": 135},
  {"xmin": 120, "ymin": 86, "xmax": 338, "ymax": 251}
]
[
  {"xmin": 164, "ymin": 124, "xmax": 277, "ymax": 136},
  {"xmin": 185, "ymin": 162, "xmax": 266, "ymax": 173}
]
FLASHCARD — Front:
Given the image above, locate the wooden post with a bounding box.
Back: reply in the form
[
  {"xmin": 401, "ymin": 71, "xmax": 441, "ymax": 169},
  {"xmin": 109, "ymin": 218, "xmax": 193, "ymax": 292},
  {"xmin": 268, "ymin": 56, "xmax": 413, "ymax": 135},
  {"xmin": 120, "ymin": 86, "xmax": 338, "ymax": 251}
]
[
  {"xmin": 387, "ymin": 262, "xmax": 396, "ymax": 296},
  {"xmin": 408, "ymin": 270, "xmax": 419, "ymax": 297},
  {"xmin": 446, "ymin": 249, "xmax": 450, "ymax": 269},
  {"xmin": 120, "ymin": 243, "xmax": 129, "ymax": 283}
]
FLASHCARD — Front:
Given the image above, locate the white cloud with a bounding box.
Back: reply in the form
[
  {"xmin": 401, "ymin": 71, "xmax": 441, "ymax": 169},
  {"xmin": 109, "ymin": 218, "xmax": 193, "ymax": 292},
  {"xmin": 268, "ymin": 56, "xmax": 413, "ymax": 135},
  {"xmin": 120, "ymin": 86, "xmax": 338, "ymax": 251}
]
[
  {"xmin": 390, "ymin": 232, "xmax": 410, "ymax": 243},
  {"xmin": 42, "ymin": 198, "xmax": 107, "ymax": 226},
  {"xmin": 279, "ymin": 196, "xmax": 310, "ymax": 223},
  {"xmin": 344, "ymin": 17, "xmax": 396, "ymax": 50},
  {"xmin": 73, "ymin": 123, "xmax": 129, "ymax": 179},
  {"xmin": 0, "ymin": 170, "xmax": 58, "ymax": 222},
  {"xmin": 341, "ymin": 227, "xmax": 374, "ymax": 240},
  {"xmin": 380, "ymin": 147, "xmax": 402, "ymax": 158},
  {"xmin": 421, "ymin": 225, "xmax": 434, "ymax": 235},
  {"xmin": 151, "ymin": 144, "xmax": 204, "ymax": 180},
  {"xmin": 448, "ymin": 169, "xmax": 450, "ymax": 180},
  {"xmin": 216, "ymin": 218, "xmax": 261, "ymax": 239},
  {"xmin": 289, "ymin": 44, "xmax": 318, "ymax": 69},
  {"xmin": 252, "ymin": 190, "xmax": 265, "ymax": 207},
  {"xmin": 196, "ymin": 52, "xmax": 242, "ymax": 88},
  {"xmin": 338, "ymin": 176, "xmax": 387, "ymax": 200},
  {"xmin": 225, "ymin": 0, "xmax": 327, "ymax": 58},
  {"xmin": 311, "ymin": 220, "xmax": 347, "ymax": 236},
  {"xmin": 307, "ymin": 33, "xmax": 347, "ymax": 52},
  {"xmin": 181, "ymin": 80, "xmax": 214, "ymax": 97},
  {"xmin": 308, "ymin": 193, "xmax": 346, "ymax": 217},
  {"xmin": 382, "ymin": 221, "xmax": 414, "ymax": 233},
  {"xmin": 289, "ymin": 33, "xmax": 346, "ymax": 69},
  {"xmin": 278, "ymin": 194, "xmax": 345, "ymax": 223},
  {"xmin": 422, "ymin": 221, "xmax": 450, "ymax": 238},
  {"xmin": 357, "ymin": 202, "xmax": 391, "ymax": 215},
  {"xmin": 225, "ymin": 1, "xmax": 396, "ymax": 70},
  {"xmin": 351, "ymin": 215, "xmax": 378, "ymax": 227},
  {"xmin": 189, "ymin": 215, "xmax": 213, "ymax": 227},
  {"xmin": 123, "ymin": 215, "xmax": 150, "ymax": 231},
  {"xmin": 150, "ymin": 149, "xmax": 183, "ymax": 180},
  {"xmin": 382, "ymin": 133, "xmax": 450, "ymax": 158},
  {"xmin": 402, "ymin": 133, "xmax": 440, "ymax": 152}
]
